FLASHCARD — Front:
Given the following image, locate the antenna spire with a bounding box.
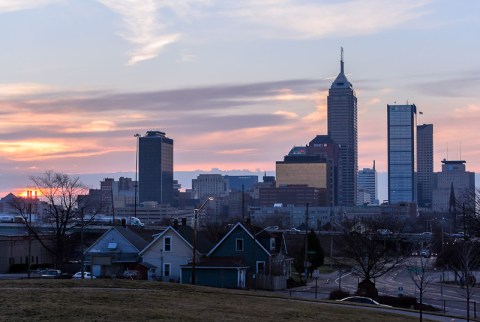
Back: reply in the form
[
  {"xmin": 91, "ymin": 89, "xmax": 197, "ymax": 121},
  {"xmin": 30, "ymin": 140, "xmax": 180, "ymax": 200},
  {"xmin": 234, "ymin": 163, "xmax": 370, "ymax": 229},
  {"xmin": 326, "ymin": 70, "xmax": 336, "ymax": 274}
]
[{"xmin": 340, "ymin": 47, "xmax": 344, "ymax": 74}]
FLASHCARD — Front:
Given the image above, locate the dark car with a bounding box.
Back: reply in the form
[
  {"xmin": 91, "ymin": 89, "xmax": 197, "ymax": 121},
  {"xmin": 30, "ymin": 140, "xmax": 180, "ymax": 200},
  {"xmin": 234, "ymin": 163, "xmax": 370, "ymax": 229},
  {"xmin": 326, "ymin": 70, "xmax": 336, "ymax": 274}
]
[
  {"xmin": 39, "ymin": 269, "xmax": 72, "ymax": 279},
  {"xmin": 40, "ymin": 269, "xmax": 62, "ymax": 279}
]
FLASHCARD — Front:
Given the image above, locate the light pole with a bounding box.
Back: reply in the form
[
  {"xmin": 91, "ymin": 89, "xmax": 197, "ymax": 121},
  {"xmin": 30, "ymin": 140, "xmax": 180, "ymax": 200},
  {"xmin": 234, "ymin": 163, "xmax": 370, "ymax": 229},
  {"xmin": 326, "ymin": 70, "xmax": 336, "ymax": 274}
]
[
  {"xmin": 27, "ymin": 194, "xmax": 32, "ymax": 279},
  {"xmin": 134, "ymin": 133, "xmax": 141, "ymax": 218},
  {"xmin": 191, "ymin": 197, "xmax": 213, "ymax": 285}
]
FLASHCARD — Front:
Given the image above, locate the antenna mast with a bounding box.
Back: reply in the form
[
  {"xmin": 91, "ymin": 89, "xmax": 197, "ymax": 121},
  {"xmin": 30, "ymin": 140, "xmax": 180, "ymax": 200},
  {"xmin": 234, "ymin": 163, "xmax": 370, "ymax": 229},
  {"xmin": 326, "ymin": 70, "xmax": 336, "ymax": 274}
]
[{"xmin": 340, "ymin": 47, "xmax": 344, "ymax": 74}]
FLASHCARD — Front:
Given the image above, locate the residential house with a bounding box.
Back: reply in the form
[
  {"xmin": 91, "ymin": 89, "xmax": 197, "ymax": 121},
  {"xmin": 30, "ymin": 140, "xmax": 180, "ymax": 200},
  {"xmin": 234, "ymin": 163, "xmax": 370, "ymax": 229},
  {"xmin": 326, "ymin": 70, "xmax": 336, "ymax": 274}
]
[
  {"xmin": 181, "ymin": 222, "xmax": 292, "ymax": 290},
  {"xmin": 84, "ymin": 226, "xmax": 156, "ymax": 278},
  {"xmin": 140, "ymin": 222, "xmax": 214, "ymax": 282}
]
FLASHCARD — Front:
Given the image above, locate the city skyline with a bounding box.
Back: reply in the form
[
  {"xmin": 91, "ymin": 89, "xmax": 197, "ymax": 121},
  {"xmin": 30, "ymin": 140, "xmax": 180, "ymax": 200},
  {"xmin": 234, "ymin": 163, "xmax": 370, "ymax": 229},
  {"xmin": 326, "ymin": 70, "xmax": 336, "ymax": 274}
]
[{"xmin": 0, "ymin": 1, "xmax": 479, "ymax": 197}]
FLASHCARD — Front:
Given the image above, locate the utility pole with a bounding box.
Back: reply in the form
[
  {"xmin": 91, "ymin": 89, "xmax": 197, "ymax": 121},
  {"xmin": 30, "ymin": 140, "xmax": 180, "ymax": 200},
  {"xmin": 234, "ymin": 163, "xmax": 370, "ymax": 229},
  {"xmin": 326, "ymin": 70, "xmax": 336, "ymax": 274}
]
[
  {"xmin": 304, "ymin": 203, "xmax": 309, "ymax": 281},
  {"xmin": 27, "ymin": 200, "xmax": 32, "ymax": 279},
  {"xmin": 81, "ymin": 208, "xmax": 85, "ymax": 279}
]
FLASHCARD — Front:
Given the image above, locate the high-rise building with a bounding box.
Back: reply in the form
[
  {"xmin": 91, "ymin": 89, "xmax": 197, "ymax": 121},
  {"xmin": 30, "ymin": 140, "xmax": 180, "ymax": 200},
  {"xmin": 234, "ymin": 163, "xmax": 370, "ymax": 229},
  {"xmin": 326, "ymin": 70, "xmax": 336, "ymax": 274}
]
[
  {"xmin": 224, "ymin": 175, "xmax": 258, "ymax": 192},
  {"xmin": 276, "ymin": 149, "xmax": 328, "ymax": 192},
  {"xmin": 306, "ymin": 135, "xmax": 340, "ymax": 206},
  {"xmin": 357, "ymin": 161, "xmax": 378, "ymax": 205},
  {"xmin": 139, "ymin": 131, "xmax": 174, "ymax": 205},
  {"xmin": 417, "ymin": 124, "xmax": 434, "ymax": 208},
  {"xmin": 327, "ymin": 48, "xmax": 357, "ymax": 206},
  {"xmin": 192, "ymin": 174, "xmax": 227, "ymax": 200},
  {"xmin": 387, "ymin": 104, "xmax": 417, "ymax": 204},
  {"xmin": 432, "ymin": 159, "xmax": 475, "ymax": 212}
]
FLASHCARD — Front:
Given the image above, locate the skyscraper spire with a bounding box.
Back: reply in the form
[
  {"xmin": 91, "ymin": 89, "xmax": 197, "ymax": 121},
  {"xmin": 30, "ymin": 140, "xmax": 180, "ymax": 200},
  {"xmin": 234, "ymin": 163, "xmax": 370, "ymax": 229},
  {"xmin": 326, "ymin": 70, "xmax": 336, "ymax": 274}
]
[{"xmin": 340, "ymin": 47, "xmax": 344, "ymax": 74}]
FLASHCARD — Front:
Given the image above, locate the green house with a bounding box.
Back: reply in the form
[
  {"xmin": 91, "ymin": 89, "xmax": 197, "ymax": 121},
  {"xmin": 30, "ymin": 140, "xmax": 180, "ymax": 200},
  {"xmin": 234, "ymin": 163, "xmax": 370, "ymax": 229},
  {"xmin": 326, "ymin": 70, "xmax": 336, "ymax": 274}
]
[{"xmin": 181, "ymin": 222, "xmax": 291, "ymax": 289}]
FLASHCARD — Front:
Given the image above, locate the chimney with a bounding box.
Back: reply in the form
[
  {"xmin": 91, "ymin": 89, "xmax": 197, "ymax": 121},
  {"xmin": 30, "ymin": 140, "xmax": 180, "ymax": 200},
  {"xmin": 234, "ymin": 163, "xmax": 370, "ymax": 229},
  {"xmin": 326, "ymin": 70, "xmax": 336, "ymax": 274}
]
[
  {"xmin": 181, "ymin": 218, "xmax": 187, "ymax": 226},
  {"xmin": 121, "ymin": 218, "xmax": 126, "ymax": 228},
  {"xmin": 246, "ymin": 217, "xmax": 251, "ymax": 225},
  {"xmin": 173, "ymin": 219, "xmax": 178, "ymax": 230}
]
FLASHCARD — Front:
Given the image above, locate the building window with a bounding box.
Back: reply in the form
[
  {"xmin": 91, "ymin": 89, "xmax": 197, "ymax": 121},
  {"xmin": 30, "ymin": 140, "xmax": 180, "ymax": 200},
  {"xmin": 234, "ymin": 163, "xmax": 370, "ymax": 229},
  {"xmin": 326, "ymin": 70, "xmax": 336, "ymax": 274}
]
[
  {"xmin": 163, "ymin": 263, "xmax": 171, "ymax": 277},
  {"xmin": 164, "ymin": 237, "xmax": 172, "ymax": 252},
  {"xmin": 270, "ymin": 238, "xmax": 276, "ymax": 251},
  {"xmin": 236, "ymin": 238, "xmax": 244, "ymax": 251},
  {"xmin": 256, "ymin": 261, "xmax": 265, "ymax": 273}
]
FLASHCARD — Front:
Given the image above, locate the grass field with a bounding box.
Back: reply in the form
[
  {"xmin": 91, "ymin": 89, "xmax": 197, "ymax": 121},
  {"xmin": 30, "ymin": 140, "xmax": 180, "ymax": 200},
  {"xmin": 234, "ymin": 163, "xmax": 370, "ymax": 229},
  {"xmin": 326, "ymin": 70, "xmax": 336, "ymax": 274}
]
[{"xmin": 0, "ymin": 279, "xmax": 420, "ymax": 321}]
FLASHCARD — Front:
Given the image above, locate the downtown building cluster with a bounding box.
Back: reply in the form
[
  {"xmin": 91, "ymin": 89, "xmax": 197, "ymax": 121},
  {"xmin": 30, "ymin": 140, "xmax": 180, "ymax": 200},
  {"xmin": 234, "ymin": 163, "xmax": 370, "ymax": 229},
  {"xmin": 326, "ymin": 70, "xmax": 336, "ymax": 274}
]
[{"xmin": 55, "ymin": 50, "xmax": 476, "ymax": 230}]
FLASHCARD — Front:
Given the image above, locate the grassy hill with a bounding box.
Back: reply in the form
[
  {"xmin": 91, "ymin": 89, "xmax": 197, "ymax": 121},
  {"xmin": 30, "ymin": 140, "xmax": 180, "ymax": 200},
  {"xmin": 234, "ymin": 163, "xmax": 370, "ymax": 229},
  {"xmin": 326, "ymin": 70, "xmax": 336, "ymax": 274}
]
[{"xmin": 0, "ymin": 279, "xmax": 419, "ymax": 321}]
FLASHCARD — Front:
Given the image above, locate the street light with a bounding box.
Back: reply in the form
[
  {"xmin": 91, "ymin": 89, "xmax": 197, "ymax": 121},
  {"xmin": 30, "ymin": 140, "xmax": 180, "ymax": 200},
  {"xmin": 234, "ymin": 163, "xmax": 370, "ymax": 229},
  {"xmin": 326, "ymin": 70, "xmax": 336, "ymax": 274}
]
[
  {"xmin": 134, "ymin": 133, "xmax": 141, "ymax": 218},
  {"xmin": 26, "ymin": 192, "xmax": 32, "ymax": 279},
  {"xmin": 191, "ymin": 197, "xmax": 213, "ymax": 285}
]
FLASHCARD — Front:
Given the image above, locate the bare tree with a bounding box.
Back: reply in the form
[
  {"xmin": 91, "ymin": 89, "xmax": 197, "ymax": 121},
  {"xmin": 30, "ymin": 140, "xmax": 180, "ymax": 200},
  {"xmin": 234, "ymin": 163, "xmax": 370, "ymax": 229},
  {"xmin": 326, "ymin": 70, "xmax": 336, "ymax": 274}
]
[
  {"xmin": 448, "ymin": 200, "xmax": 480, "ymax": 322},
  {"xmin": 338, "ymin": 218, "xmax": 406, "ymax": 297},
  {"xmin": 455, "ymin": 240, "xmax": 479, "ymax": 322},
  {"xmin": 406, "ymin": 256, "xmax": 436, "ymax": 322},
  {"xmin": 12, "ymin": 171, "xmax": 92, "ymax": 267}
]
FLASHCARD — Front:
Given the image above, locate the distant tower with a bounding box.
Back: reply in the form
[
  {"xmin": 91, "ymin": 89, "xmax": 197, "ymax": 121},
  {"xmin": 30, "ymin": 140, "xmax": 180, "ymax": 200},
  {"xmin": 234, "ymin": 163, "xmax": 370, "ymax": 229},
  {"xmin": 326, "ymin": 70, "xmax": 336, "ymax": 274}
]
[
  {"xmin": 327, "ymin": 48, "xmax": 358, "ymax": 206},
  {"xmin": 432, "ymin": 159, "xmax": 475, "ymax": 213},
  {"xmin": 139, "ymin": 131, "xmax": 174, "ymax": 205},
  {"xmin": 357, "ymin": 161, "xmax": 378, "ymax": 205},
  {"xmin": 417, "ymin": 124, "xmax": 434, "ymax": 208},
  {"xmin": 387, "ymin": 104, "xmax": 417, "ymax": 204}
]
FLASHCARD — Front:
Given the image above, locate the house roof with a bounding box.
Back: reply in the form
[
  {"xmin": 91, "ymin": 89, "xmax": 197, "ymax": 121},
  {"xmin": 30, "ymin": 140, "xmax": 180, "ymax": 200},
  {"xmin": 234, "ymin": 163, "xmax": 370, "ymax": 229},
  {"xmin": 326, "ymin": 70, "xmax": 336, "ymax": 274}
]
[
  {"xmin": 115, "ymin": 226, "xmax": 150, "ymax": 251},
  {"xmin": 207, "ymin": 222, "xmax": 271, "ymax": 257},
  {"xmin": 139, "ymin": 225, "xmax": 214, "ymax": 256},
  {"xmin": 85, "ymin": 226, "xmax": 149, "ymax": 254}
]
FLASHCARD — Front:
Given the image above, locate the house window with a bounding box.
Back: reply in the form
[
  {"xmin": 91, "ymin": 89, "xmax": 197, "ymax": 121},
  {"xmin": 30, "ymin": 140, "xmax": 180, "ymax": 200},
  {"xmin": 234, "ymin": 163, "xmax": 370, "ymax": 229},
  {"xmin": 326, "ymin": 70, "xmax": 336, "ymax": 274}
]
[
  {"xmin": 270, "ymin": 238, "xmax": 275, "ymax": 251},
  {"xmin": 236, "ymin": 238, "xmax": 244, "ymax": 251},
  {"xmin": 256, "ymin": 261, "xmax": 265, "ymax": 273},
  {"xmin": 164, "ymin": 237, "xmax": 172, "ymax": 252},
  {"xmin": 107, "ymin": 242, "xmax": 117, "ymax": 250},
  {"xmin": 163, "ymin": 263, "xmax": 171, "ymax": 277}
]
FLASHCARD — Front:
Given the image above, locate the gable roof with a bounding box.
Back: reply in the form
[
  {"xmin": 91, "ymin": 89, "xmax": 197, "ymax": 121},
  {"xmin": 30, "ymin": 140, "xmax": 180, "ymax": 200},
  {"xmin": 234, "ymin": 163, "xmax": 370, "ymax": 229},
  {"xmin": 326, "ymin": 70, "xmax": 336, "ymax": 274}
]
[
  {"xmin": 85, "ymin": 226, "xmax": 149, "ymax": 254},
  {"xmin": 115, "ymin": 226, "xmax": 149, "ymax": 250},
  {"xmin": 207, "ymin": 222, "xmax": 271, "ymax": 257},
  {"xmin": 139, "ymin": 225, "xmax": 214, "ymax": 256}
]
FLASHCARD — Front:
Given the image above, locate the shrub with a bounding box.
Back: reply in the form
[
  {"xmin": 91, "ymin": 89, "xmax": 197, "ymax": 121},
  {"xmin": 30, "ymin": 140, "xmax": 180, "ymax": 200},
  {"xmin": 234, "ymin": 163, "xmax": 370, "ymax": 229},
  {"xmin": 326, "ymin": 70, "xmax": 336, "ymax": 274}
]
[{"xmin": 329, "ymin": 289, "xmax": 350, "ymax": 300}]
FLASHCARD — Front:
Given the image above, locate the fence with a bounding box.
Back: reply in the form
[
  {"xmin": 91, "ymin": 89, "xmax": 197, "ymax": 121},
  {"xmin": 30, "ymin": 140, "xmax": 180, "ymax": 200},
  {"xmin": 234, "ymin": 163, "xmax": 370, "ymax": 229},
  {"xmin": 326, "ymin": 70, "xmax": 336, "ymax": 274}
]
[{"xmin": 255, "ymin": 274, "xmax": 287, "ymax": 290}]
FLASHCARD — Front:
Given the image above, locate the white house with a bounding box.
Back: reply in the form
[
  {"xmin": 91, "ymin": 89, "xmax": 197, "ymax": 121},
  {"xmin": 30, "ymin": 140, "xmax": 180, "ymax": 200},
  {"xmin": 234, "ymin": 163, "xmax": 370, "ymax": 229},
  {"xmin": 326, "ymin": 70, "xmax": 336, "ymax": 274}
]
[{"xmin": 140, "ymin": 224, "xmax": 213, "ymax": 282}]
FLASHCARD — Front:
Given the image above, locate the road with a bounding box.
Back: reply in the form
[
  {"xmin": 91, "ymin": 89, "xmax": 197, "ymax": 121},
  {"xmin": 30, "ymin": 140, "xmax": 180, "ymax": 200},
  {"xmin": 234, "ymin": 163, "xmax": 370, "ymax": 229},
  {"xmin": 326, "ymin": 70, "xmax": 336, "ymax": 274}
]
[{"xmin": 280, "ymin": 259, "xmax": 480, "ymax": 321}]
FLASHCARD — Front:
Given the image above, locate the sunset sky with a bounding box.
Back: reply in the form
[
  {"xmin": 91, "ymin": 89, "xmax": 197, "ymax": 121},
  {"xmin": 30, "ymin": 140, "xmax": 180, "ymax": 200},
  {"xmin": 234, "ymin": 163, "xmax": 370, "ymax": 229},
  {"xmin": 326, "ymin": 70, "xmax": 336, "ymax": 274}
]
[{"xmin": 0, "ymin": 0, "xmax": 479, "ymax": 197}]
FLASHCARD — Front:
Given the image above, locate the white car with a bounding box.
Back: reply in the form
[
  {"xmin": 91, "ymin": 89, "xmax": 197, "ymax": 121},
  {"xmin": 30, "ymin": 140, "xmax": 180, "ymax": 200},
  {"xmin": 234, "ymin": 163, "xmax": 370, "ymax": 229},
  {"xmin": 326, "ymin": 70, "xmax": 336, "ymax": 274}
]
[{"xmin": 72, "ymin": 271, "xmax": 95, "ymax": 279}]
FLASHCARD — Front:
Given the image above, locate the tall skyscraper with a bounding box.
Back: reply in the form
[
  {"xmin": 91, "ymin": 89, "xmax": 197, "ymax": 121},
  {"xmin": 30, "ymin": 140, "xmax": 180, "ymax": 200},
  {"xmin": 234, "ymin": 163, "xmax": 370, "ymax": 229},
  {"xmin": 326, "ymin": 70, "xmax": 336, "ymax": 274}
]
[
  {"xmin": 139, "ymin": 131, "xmax": 174, "ymax": 205},
  {"xmin": 417, "ymin": 124, "xmax": 434, "ymax": 208},
  {"xmin": 387, "ymin": 104, "xmax": 417, "ymax": 204},
  {"xmin": 357, "ymin": 161, "xmax": 378, "ymax": 205},
  {"xmin": 327, "ymin": 48, "xmax": 357, "ymax": 207}
]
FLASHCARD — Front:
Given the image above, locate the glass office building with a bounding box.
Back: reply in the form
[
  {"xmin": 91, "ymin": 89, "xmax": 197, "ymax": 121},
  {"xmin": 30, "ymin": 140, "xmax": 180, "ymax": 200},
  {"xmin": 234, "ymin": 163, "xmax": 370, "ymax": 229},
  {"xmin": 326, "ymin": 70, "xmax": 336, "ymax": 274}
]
[
  {"xmin": 139, "ymin": 131, "xmax": 174, "ymax": 205},
  {"xmin": 417, "ymin": 124, "xmax": 434, "ymax": 208},
  {"xmin": 387, "ymin": 104, "xmax": 417, "ymax": 204}
]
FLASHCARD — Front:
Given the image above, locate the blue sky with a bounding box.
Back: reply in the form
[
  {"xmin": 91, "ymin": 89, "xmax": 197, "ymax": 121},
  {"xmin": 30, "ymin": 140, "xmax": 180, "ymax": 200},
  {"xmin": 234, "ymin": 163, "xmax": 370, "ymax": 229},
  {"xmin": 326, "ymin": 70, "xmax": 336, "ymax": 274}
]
[{"xmin": 0, "ymin": 0, "xmax": 479, "ymax": 197}]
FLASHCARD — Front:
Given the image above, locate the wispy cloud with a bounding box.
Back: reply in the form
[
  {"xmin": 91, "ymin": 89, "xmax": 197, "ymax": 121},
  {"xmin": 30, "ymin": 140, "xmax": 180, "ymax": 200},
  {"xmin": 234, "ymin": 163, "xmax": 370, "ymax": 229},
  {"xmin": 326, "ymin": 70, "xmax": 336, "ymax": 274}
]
[
  {"xmin": 0, "ymin": 83, "xmax": 54, "ymax": 98},
  {"xmin": 98, "ymin": 0, "xmax": 181, "ymax": 65},
  {"xmin": 0, "ymin": 79, "xmax": 323, "ymax": 168},
  {"xmin": 225, "ymin": 0, "xmax": 431, "ymax": 39},
  {"xmin": 0, "ymin": 0, "xmax": 61, "ymax": 13}
]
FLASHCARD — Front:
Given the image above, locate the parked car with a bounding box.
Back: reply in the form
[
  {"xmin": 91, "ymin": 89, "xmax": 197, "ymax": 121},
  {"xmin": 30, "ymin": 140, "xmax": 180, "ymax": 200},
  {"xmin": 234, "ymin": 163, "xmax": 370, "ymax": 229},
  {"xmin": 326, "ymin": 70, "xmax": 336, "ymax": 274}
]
[
  {"xmin": 72, "ymin": 272, "xmax": 96, "ymax": 279},
  {"xmin": 337, "ymin": 296, "xmax": 384, "ymax": 306},
  {"xmin": 40, "ymin": 269, "xmax": 62, "ymax": 279}
]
